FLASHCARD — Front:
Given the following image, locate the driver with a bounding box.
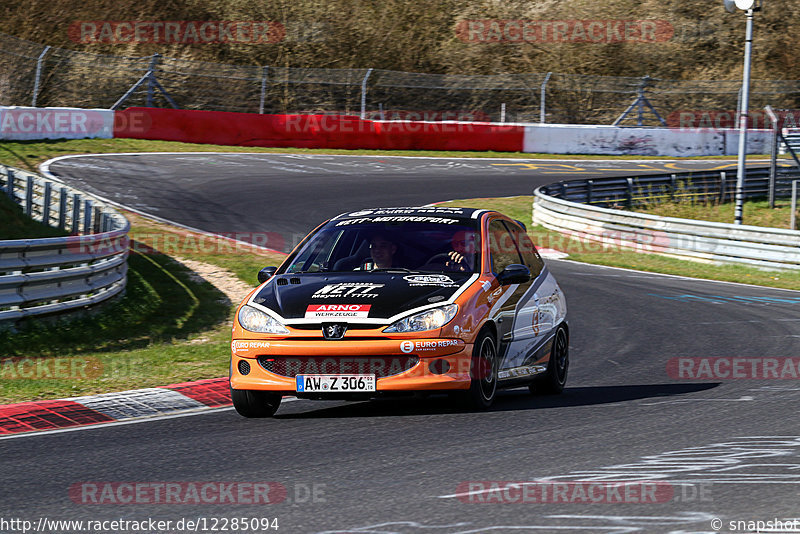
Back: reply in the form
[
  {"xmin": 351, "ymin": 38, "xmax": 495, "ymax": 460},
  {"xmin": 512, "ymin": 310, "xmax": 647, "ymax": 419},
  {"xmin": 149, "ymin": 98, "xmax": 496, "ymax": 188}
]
[
  {"xmin": 444, "ymin": 230, "xmax": 479, "ymax": 272},
  {"xmin": 368, "ymin": 232, "xmax": 398, "ymax": 269}
]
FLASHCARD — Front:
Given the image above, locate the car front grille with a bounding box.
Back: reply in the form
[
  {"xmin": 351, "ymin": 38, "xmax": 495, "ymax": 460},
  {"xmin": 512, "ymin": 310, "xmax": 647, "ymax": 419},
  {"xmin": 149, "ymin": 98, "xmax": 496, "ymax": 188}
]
[{"xmin": 257, "ymin": 355, "xmax": 419, "ymax": 378}]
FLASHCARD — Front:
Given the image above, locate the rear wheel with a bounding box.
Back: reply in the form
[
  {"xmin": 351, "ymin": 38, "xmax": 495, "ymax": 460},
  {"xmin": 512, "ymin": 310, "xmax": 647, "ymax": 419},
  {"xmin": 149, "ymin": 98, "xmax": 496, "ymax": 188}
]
[
  {"xmin": 460, "ymin": 329, "xmax": 498, "ymax": 410},
  {"xmin": 529, "ymin": 325, "xmax": 568, "ymax": 395},
  {"xmin": 231, "ymin": 387, "xmax": 282, "ymax": 418}
]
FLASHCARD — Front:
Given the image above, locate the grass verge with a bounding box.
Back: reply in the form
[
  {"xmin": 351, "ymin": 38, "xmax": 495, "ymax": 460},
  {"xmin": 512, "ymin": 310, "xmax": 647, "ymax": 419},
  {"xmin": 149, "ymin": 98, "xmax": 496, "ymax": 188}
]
[
  {"xmin": 0, "ymin": 210, "xmax": 286, "ymax": 404},
  {"xmin": 438, "ymin": 195, "xmax": 800, "ymax": 292},
  {"xmin": 634, "ymin": 198, "xmax": 797, "ymax": 230}
]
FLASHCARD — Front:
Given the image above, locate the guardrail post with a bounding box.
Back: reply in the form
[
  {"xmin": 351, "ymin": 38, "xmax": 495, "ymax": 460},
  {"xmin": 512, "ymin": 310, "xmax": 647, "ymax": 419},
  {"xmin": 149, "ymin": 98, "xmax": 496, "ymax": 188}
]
[
  {"xmin": 83, "ymin": 200, "xmax": 93, "ymax": 235},
  {"xmin": 559, "ymin": 182, "xmax": 567, "ymax": 199},
  {"xmin": 58, "ymin": 187, "xmax": 68, "ymax": 229},
  {"xmin": 719, "ymin": 172, "xmax": 727, "ymax": 203},
  {"xmin": 669, "ymin": 174, "xmax": 677, "ymax": 201},
  {"xmin": 42, "ymin": 181, "xmax": 52, "ymax": 226},
  {"xmin": 626, "ymin": 177, "xmax": 634, "ymax": 208},
  {"xmin": 25, "ymin": 176, "xmax": 34, "ymax": 215},
  {"xmin": 586, "ymin": 180, "xmax": 593, "ymax": 204},
  {"xmin": 6, "ymin": 169, "xmax": 15, "ymax": 200},
  {"xmin": 71, "ymin": 193, "xmax": 81, "ymax": 234}
]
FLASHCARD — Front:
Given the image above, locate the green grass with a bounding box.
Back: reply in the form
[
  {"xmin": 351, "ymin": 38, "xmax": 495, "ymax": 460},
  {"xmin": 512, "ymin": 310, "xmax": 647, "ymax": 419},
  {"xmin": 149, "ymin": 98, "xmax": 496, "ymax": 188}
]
[
  {"xmin": 438, "ymin": 195, "xmax": 800, "ymax": 292},
  {"xmin": 634, "ymin": 198, "xmax": 797, "ymax": 230},
  {"xmin": 0, "ymin": 138, "xmax": 762, "ymax": 173},
  {"xmin": 0, "ymin": 194, "xmax": 67, "ymax": 239},
  {"xmin": 0, "ymin": 211, "xmax": 286, "ymax": 404}
]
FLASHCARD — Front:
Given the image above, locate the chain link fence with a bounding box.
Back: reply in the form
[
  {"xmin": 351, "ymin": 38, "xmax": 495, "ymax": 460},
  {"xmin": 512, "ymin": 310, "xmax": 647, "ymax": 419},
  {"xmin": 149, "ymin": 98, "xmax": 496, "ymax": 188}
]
[{"xmin": 3, "ymin": 31, "xmax": 800, "ymax": 125}]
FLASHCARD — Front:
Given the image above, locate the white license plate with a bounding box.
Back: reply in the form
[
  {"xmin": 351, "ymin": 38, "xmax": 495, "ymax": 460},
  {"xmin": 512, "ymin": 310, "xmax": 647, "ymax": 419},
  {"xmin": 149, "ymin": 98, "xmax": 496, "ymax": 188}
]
[{"xmin": 296, "ymin": 374, "xmax": 376, "ymax": 393}]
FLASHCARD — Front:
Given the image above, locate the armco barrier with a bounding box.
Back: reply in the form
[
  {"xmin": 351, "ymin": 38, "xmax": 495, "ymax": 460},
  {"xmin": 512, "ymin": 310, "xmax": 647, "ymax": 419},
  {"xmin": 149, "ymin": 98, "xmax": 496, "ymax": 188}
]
[
  {"xmin": 0, "ymin": 166, "xmax": 130, "ymax": 322},
  {"xmin": 113, "ymin": 107, "xmax": 526, "ymax": 152},
  {"xmin": 532, "ymin": 167, "xmax": 800, "ymax": 270}
]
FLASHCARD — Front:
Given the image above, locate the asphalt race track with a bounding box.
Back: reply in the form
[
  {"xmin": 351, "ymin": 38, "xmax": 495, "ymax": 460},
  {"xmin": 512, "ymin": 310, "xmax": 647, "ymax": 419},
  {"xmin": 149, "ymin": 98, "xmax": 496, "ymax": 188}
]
[{"xmin": 8, "ymin": 153, "xmax": 800, "ymax": 533}]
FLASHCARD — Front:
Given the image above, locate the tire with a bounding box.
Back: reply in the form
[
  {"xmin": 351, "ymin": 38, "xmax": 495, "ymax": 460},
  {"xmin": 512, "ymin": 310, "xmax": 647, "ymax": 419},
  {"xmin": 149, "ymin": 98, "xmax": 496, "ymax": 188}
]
[
  {"xmin": 460, "ymin": 329, "xmax": 498, "ymax": 410},
  {"xmin": 529, "ymin": 325, "xmax": 569, "ymax": 395},
  {"xmin": 231, "ymin": 387, "xmax": 282, "ymax": 418}
]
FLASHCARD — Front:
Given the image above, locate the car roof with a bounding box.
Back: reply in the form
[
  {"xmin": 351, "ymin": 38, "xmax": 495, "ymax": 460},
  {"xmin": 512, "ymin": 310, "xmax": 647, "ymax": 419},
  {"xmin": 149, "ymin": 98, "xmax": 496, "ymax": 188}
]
[{"xmin": 329, "ymin": 206, "xmax": 489, "ymax": 224}]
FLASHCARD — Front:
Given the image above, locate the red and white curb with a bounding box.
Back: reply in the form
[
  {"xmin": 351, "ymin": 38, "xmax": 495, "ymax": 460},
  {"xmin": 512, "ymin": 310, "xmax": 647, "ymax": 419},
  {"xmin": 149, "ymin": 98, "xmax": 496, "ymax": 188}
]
[{"xmin": 0, "ymin": 378, "xmax": 231, "ymax": 436}]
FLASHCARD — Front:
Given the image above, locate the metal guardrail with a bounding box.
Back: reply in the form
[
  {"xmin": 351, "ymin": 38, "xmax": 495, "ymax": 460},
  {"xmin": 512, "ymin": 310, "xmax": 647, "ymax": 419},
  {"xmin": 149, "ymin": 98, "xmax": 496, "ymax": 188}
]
[
  {"xmin": 0, "ymin": 166, "xmax": 130, "ymax": 322},
  {"xmin": 532, "ymin": 166, "xmax": 800, "ymax": 270}
]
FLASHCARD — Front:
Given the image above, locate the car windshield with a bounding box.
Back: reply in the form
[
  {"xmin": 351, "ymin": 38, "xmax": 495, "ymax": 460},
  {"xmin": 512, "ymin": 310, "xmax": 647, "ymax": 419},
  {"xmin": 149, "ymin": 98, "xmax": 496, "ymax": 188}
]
[{"xmin": 284, "ymin": 221, "xmax": 481, "ymax": 274}]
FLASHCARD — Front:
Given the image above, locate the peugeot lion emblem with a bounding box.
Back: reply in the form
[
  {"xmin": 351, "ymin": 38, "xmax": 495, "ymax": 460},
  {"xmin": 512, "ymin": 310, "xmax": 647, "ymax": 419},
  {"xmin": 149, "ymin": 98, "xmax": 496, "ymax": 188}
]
[{"xmin": 322, "ymin": 323, "xmax": 347, "ymax": 340}]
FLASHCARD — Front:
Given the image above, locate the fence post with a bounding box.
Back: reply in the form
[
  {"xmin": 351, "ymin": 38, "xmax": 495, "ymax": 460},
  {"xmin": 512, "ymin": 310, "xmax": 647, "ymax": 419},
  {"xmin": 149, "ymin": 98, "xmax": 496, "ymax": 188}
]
[
  {"xmin": 540, "ymin": 72, "xmax": 552, "ymax": 124},
  {"xmin": 31, "ymin": 45, "xmax": 51, "ymax": 107},
  {"xmin": 360, "ymin": 68, "xmax": 374, "ymax": 120},
  {"xmin": 25, "ymin": 176, "xmax": 34, "ymax": 215},
  {"xmin": 146, "ymin": 53, "xmax": 161, "ymax": 108},
  {"xmin": 58, "ymin": 186, "xmax": 68, "ymax": 229},
  {"xmin": 72, "ymin": 193, "xmax": 81, "ymax": 234},
  {"xmin": 259, "ymin": 66, "xmax": 269, "ymax": 114},
  {"xmin": 669, "ymin": 174, "xmax": 677, "ymax": 200},
  {"xmin": 6, "ymin": 169, "xmax": 14, "ymax": 200},
  {"xmin": 83, "ymin": 200, "xmax": 93, "ymax": 235},
  {"xmin": 42, "ymin": 181, "xmax": 52, "ymax": 226},
  {"xmin": 626, "ymin": 177, "xmax": 634, "ymax": 208},
  {"xmin": 792, "ymin": 180, "xmax": 798, "ymax": 230},
  {"xmin": 765, "ymin": 105, "xmax": 779, "ymax": 209}
]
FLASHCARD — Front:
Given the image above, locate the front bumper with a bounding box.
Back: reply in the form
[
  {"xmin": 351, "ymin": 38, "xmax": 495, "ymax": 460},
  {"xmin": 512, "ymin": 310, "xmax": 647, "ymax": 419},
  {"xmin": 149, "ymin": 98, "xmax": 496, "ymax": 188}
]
[{"xmin": 230, "ymin": 338, "xmax": 473, "ymax": 393}]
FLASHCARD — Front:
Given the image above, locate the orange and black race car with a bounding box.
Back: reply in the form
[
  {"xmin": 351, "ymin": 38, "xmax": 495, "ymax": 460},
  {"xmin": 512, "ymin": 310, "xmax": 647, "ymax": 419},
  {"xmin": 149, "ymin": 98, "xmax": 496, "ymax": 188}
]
[{"xmin": 230, "ymin": 206, "xmax": 568, "ymax": 417}]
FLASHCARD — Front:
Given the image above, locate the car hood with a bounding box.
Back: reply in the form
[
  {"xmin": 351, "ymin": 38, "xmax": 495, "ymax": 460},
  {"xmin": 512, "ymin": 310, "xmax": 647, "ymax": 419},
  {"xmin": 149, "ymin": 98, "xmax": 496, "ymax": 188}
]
[{"xmin": 250, "ymin": 272, "xmax": 474, "ymax": 321}]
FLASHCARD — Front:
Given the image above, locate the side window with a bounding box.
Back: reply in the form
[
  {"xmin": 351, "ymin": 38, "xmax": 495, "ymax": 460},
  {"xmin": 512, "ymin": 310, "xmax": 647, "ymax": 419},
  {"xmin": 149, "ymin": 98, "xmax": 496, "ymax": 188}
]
[
  {"xmin": 507, "ymin": 224, "xmax": 544, "ymax": 278},
  {"xmin": 488, "ymin": 219, "xmax": 523, "ymax": 274}
]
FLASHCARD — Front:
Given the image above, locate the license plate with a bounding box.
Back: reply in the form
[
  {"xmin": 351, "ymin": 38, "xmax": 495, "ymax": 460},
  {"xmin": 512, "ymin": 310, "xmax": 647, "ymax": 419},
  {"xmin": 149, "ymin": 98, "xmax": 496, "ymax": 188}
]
[{"xmin": 296, "ymin": 374, "xmax": 376, "ymax": 393}]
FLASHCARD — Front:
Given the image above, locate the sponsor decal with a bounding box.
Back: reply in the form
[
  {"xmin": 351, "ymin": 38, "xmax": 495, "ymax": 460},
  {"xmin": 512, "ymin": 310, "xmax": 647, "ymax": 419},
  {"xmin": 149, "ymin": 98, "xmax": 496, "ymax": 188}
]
[
  {"xmin": 404, "ymin": 274, "xmax": 457, "ymax": 287},
  {"xmin": 231, "ymin": 340, "xmax": 271, "ymax": 351},
  {"xmin": 400, "ymin": 339, "xmax": 461, "ymax": 353},
  {"xmin": 305, "ymin": 304, "xmax": 371, "ymax": 319},
  {"xmin": 348, "ymin": 210, "xmax": 374, "ymax": 217},
  {"xmin": 311, "ymin": 283, "xmax": 383, "ymax": 299},
  {"xmin": 335, "ymin": 216, "xmax": 459, "ymax": 226},
  {"xmin": 428, "ymin": 295, "xmax": 446, "ymax": 303},
  {"xmin": 481, "ymin": 281, "xmax": 492, "ymax": 292}
]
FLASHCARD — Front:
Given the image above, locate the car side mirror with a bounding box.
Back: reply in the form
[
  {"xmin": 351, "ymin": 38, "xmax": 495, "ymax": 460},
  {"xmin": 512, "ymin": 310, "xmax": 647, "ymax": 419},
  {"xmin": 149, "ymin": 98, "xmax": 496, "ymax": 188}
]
[
  {"xmin": 497, "ymin": 264, "xmax": 531, "ymax": 285},
  {"xmin": 257, "ymin": 266, "xmax": 278, "ymax": 283}
]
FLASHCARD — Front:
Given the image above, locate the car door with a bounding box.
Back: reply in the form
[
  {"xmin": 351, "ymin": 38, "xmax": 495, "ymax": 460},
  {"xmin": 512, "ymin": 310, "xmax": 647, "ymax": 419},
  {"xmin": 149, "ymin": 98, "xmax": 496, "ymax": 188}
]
[{"xmin": 485, "ymin": 218, "xmax": 534, "ymax": 370}]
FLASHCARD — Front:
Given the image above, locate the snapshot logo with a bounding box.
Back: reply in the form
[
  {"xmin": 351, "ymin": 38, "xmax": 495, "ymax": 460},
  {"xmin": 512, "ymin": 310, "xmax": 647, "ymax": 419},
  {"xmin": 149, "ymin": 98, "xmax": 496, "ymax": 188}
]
[
  {"xmin": 667, "ymin": 357, "xmax": 800, "ymax": 380},
  {"xmin": 0, "ymin": 357, "xmax": 102, "ymax": 380},
  {"xmin": 455, "ymin": 481, "xmax": 675, "ymax": 503},
  {"xmin": 668, "ymin": 109, "xmax": 800, "ymax": 131},
  {"xmin": 456, "ymin": 20, "xmax": 674, "ymax": 44},
  {"xmin": 69, "ymin": 231, "xmax": 290, "ymax": 256},
  {"xmin": 68, "ymin": 21, "xmax": 285, "ymax": 44},
  {"xmin": 283, "ymin": 115, "xmax": 481, "ymax": 135}
]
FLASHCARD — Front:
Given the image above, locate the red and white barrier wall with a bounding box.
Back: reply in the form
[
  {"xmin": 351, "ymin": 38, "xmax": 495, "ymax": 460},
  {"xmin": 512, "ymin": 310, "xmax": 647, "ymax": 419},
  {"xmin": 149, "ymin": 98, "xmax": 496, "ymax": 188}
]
[{"xmin": 0, "ymin": 106, "xmax": 773, "ymax": 156}]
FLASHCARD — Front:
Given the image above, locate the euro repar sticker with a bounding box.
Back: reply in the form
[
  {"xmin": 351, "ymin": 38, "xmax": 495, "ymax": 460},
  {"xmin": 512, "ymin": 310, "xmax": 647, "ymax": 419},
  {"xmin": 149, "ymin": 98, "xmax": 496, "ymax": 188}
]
[
  {"xmin": 312, "ymin": 283, "xmax": 384, "ymax": 299},
  {"xmin": 403, "ymin": 274, "xmax": 457, "ymax": 287},
  {"xmin": 305, "ymin": 304, "xmax": 371, "ymax": 319}
]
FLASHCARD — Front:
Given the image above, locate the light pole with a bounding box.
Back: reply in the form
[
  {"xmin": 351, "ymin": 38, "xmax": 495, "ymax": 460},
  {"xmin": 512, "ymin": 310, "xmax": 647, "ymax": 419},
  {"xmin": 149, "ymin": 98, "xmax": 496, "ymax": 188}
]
[{"xmin": 725, "ymin": 0, "xmax": 762, "ymax": 225}]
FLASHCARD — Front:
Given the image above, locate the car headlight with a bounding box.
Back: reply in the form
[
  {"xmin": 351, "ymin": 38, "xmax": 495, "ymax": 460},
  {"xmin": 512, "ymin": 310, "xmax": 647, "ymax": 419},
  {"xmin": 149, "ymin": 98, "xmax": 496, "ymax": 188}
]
[
  {"xmin": 383, "ymin": 304, "xmax": 458, "ymax": 333},
  {"xmin": 238, "ymin": 305, "xmax": 289, "ymax": 334}
]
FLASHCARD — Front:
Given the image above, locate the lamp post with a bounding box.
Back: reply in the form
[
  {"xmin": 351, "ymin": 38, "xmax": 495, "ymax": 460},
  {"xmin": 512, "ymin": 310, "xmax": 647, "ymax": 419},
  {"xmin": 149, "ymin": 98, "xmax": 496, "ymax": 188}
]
[{"xmin": 725, "ymin": 0, "xmax": 761, "ymax": 225}]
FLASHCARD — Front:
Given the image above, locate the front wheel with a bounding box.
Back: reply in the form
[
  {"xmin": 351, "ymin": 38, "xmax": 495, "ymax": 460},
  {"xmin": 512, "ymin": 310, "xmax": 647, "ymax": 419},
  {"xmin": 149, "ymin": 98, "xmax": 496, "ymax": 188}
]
[
  {"xmin": 231, "ymin": 387, "xmax": 282, "ymax": 418},
  {"xmin": 459, "ymin": 329, "xmax": 498, "ymax": 410},
  {"xmin": 529, "ymin": 325, "xmax": 569, "ymax": 395}
]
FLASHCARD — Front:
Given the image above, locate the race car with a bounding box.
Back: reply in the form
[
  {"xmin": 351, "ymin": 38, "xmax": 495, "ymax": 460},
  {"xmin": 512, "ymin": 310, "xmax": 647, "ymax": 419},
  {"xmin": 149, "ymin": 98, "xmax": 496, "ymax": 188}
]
[{"xmin": 230, "ymin": 206, "xmax": 568, "ymax": 417}]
